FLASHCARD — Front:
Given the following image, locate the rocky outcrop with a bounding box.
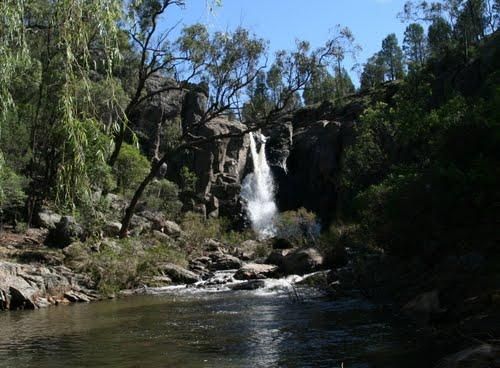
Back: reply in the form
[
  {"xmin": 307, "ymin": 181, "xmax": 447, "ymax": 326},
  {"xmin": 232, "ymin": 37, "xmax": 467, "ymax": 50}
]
[
  {"xmin": 133, "ymin": 74, "xmax": 183, "ymax": 158},
  {"xmin": 46, "ymin": 216, "xmax": 85, "ymax": 248},
  {"xmin": 0, "ymin": 261, "xmax": 97, "ymax": 310},
  {"xmin": 274, "ymin": 120, "xmax": 354, "ymax": 225}
]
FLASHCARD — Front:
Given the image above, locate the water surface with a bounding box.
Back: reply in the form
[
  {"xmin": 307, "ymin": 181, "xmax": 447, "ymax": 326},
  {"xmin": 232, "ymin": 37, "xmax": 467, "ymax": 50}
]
[{"xmin": 0, "ymin": 287, "xmax": 425, "ymax": 367}]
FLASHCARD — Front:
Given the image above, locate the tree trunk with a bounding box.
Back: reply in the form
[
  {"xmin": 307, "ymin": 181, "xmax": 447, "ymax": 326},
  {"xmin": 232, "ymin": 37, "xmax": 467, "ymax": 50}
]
[{"xmin": 119, "ymin": 160, "xmax": 162, "ymax": 237}]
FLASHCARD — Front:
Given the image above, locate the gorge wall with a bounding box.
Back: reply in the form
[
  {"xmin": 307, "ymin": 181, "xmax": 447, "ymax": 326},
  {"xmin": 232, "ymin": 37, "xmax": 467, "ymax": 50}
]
[{"xmin": 136, "ymin": 77, "xmax": 399, "ymax": 225}]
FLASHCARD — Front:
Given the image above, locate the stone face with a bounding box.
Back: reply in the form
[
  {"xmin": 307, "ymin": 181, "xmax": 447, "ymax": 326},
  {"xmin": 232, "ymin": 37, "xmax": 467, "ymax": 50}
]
[
  {"xmin": 0, "ymin": 261, "xmax": 97, "ymax": 310},
  {"xmin": 275, "ymin": 120, "xmax": 354, "ymax": 225},
  {"xmin": 234, "ymin": 263, "xmax": 278, "ymax": 280}
]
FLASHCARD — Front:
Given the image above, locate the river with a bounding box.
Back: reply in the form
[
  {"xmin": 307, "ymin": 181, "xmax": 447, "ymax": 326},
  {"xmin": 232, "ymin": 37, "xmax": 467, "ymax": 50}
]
[{"xmin": 0, "ymin": 285, "xmax": 427, "ymax": 368}]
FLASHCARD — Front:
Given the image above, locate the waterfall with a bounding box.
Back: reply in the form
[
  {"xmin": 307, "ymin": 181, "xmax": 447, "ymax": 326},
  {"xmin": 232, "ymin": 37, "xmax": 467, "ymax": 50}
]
[{"xmin": 241, "ymin": 132, "xmax": 277, "ymax": 239}]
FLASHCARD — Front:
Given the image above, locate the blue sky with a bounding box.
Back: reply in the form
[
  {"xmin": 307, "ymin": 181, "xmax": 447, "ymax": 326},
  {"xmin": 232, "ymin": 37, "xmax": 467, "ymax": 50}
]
[{"xmin": 164, "ymin": 0, "xmax": 409, "ymax": 85}]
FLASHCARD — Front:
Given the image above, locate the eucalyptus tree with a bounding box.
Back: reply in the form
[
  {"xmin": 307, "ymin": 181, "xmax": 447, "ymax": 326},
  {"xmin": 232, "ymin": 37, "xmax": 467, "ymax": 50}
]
[
  {"xmin": 360, "ymin": 53, "xmax": 386, "ymax": 90},
  {"xmin": 380, "ymin": 34, "xmax": 405, "ymax": 80},
  {"xmin": 403, "ymin": 23, "xmax": 428, "ymax": 71},
  {"xmin": 428, "ymin": 16, "xmax": 454, "ymax": 57}
]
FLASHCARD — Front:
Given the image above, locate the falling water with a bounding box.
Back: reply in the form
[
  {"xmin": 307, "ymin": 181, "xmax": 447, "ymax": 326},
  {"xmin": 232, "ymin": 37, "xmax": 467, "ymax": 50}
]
[{"xmin": 241, "ymin": 132, "xmax": 277, "ymax": 239}]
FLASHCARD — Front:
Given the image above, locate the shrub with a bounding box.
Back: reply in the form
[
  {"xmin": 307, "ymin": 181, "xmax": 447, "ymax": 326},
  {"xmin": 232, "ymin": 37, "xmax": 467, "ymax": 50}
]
[
  {"xmin": 113, "ymin": 143, "xmax": 150, "ymax": 195},
  {"xmin": 275, "ymin": 208, "xmax": 321, "ymax": 247},
  {"xmin": 65, "ymin": 237, "xmax": 187, "ymax": 296},
  {"xmin": 0, "ymin": 159, "xmax": 27, "ymax": 223},
  {"xmin": 180, "ymin": 212, "xmax": 224, "ymax": 246},
  {"xmin": 179, "ymin": 166, "xmax": 197, "ymax": 193},
  {"xmin": 143, "ymin": 179, "xmax": 183, "ymax": 219}
]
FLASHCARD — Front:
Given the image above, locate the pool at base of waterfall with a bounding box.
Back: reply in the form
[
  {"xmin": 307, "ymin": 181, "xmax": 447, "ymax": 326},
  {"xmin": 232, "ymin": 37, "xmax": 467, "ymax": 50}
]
[{"xmin": 0, "ymin": 284, "xmax": 432, "ymax": 368}]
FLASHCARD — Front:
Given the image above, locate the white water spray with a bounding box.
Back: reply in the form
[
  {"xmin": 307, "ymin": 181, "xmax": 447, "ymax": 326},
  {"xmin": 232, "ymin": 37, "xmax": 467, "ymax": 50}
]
[{"xmin": 241, "ymin": 132, "xmax": 277, "ymax": 239}]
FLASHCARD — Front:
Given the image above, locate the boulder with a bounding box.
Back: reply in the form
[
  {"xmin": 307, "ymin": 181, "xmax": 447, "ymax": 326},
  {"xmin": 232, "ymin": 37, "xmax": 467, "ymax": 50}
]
[
  {"xmin": 162, "ymin": 220, "xmax": 182, "ymax": 238},
  {"xmin": 403, "ymin": 290, "xmax": 445, "ymax": 322},
  {"xmin": 103, "ymin": 221, "xmax": 122, "ymax": 237},
  {"xmin": 272, "ymin": 238, "xmax": 294, "ymax": 249},
  {"xmin": 129, "ymin": 214, "xmax": 152, "ymax": 235},
  {"xmin": 208, "ymin": 253, "xmax": 242, "ymax": 271},
  {"xmin": 230, "ymin": 280, "xmax": 266, "ymax": 291},
  {"xmin": 437, "ymin": 344, "xmax": 499, "ymax": 368},
  {"xmin": 265, "ymin": 249, "xmax": 292, "ymax": 268},
  {"xmin": 280, "ymin": 248, "xmax": 324, "ymax": 275},
  {"xmin": 37, "ymin": 209, "xmax": 62, "ymax": 230},
  {"xmin": 46, "ymin": 216, "xmax": 84, "ymax": 248},
  {"xmin": 159, "ymin": 263, "xmax": 199, "ymax": 284},
  {"xmin": 234, "ymin": 263, "xmax": 278, "ymax": 280}
]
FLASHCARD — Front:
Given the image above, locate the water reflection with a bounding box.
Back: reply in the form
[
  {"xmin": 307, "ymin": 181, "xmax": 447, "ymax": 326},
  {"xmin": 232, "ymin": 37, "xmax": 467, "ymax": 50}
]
[{"xmin": 0, "ymin": 290, "xmax": 426, "ymax": 368}]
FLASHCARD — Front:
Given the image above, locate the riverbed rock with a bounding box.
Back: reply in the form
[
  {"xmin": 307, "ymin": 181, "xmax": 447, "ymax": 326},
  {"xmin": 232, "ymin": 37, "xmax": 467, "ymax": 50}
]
[
  {"xmin": 265, "ymin": 249, "xmax": 293, "ymax": 268},
  {"xmin": 158, "ymin": 263, "xmax": 199, "ymax": 284},
  {"xmin": 208, "ymin": 253, "xmax": 242, "ymax": 271},
  {"xmin": 280, "ymin": 248, "xmax": 324, "ymax": 275},
  {"xmin": 234, "ymin": 263, "xmax": 278, "ymax": 280},
  {"xmin": 403, "ymin": 290, "xmax": 445, "ymax": 323},
  {"xmin": 437, "ymin": 344, "xmax": 500, "ymax": 368}
]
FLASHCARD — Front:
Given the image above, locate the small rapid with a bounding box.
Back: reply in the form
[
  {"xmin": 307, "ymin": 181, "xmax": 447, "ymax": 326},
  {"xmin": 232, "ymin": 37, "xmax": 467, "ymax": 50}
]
[
  {"xmin": 241, "ymin": 132, "xmax": 278, "ymax": 239},
  {"xmin": 143, "ymin": 269, "xmax": 327, "ymax": 299}
]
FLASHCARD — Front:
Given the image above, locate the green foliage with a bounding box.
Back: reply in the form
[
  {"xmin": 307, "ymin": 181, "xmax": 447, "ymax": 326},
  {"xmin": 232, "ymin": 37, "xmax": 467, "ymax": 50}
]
[
  {"xmin": 275, "ymin": 208, "xmax": 321, "ymax": 247},
  {"xmin": 65, "ymin": 237, "xmax": 187, "ymax": 296},
  {"xmin": 0, "ymin": 159, "xmax": 27, "ymax": 222},
  {"xmin": 360, "ymin": 53, "xmax": 386, "ymax": 90},
  {"xmin": 341, "ymin": 102, "xmax": 397, "ymax": 210},
  {"xmin": 180, "ymin": 212, "xmax": 226, "ymax": 245},
  {"xmin": 143, "ymin": 179, "xmax": 183, "ymax": 219},
  {"xmin": 179, "ymin": 166, "xmax": 198, "ymax": 193},
  {"xmin": 403, "ymin": 23, "xmax": 427, "ymax": 71},
  {"xmin": 114, "ymin": 143, "xmax": 150, "ymax": 195},
  {"xmin": 343, "ymin": 66, "xmax": 500, "ymax": 258},
  {"xmin": 380, "ymin": 33, "xmax": 405, "ymax": 80}
]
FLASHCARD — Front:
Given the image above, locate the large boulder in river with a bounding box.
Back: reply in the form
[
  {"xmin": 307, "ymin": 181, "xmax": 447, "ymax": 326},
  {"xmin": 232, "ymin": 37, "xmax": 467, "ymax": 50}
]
[
  {"xmin": 158, "ymin": 263, "xmax": 199, "ymax": 284},
  {"xmin": 234, "ymin": 263, "xmax": 278, "ymax": 280},
  {"xmin": 280, "ymin": 248, "xmax": 324, "ymax": 275},
  {"xmin": 208, "ymin": 253, "xmax": 242, "ymax": 271}
]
